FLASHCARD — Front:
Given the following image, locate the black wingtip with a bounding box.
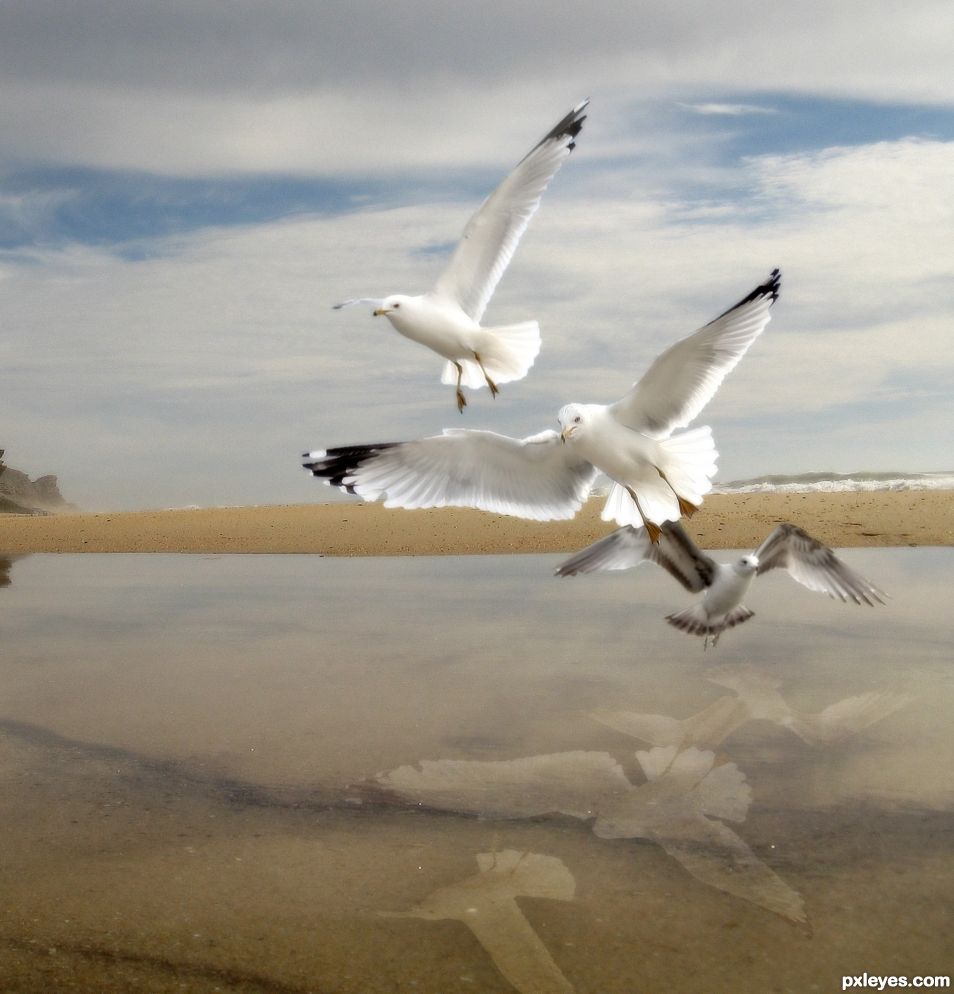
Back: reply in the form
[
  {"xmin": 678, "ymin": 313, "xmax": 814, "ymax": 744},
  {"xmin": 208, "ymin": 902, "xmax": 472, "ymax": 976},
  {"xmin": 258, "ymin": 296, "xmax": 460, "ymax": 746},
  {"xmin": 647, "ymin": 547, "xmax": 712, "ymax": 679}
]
[
  {"xmin": 747, "ymin": 267, "xmax": 781, "ymax": 306},
  {"xmin": 708, "ymin": 268, "xmax": 782, "ymax": 324},
  {"xmin": 301, "ymin": 442, "xmax": 400, "ymax": 495},
  {"xmin": 523, "ymin": 100, "xmax": 590, "ymax": 162}
]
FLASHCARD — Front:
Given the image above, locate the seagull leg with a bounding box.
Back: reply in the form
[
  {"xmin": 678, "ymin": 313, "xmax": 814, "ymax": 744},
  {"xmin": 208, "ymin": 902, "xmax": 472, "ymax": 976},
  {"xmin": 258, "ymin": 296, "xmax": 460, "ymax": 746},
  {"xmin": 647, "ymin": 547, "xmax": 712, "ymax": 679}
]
[
  {"xmin": 473, "ymin": 352, "xmax": 499, "ymax": 398},
  {"xmin": 625, "ymin": 486, "xmax": 661, "ymax": 543},
  {"xmin": 453, "ymin": 361, "xmax": 467, "ymax": 414},
  {"xmin": 657, "ymin": 468, "xmax": 699, "ymax": 517}
]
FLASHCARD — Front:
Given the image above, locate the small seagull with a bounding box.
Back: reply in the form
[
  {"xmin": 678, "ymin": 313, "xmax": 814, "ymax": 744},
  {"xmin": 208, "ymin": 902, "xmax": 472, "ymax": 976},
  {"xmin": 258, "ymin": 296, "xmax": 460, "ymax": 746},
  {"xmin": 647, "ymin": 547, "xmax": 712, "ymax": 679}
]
[
  {"xmin": 305, "ymin": 270, "xmax": 780, "ymax": 539},
  {"xmin": 334, "ymin": 100, "xmax": 589, "ymax": 412},
  {"xmin": 556, "ymin": 520, "xmax": 886, "ymax": 647}
]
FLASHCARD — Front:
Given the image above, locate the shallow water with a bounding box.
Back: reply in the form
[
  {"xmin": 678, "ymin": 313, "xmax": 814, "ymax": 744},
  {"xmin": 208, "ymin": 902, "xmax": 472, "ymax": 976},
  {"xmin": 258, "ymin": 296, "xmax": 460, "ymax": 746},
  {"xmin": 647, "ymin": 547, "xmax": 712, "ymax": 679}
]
[{"xmin": 0, "ymin": 550, "xmax": 951, "ymax": 993}]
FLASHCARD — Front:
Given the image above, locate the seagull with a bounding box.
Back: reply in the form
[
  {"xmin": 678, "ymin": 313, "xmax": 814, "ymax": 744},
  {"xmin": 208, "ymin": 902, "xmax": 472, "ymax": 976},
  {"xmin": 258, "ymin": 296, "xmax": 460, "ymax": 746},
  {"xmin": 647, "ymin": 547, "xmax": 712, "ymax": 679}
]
[
  {"xmin": 556, "ymin": 520, "xmax": 886, "ymax": 646},
  {"xmin": 334, "ymin": 100, "xmax": 589, "ymax": 412},
  {"xmin": 305, "ymin": 269, "xmax": 780, "ymax": 539}
]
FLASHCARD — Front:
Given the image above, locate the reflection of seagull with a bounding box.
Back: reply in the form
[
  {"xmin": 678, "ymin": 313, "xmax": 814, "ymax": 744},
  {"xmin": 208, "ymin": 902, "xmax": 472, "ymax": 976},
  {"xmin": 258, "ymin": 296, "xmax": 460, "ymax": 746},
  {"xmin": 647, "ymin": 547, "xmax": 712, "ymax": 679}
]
[
  {"xmin": 593, "ymin": 663, "xmax": 913, "ymax": 749},
  {"xmin": 556, "ymin": 520, "xmax": 885, "ymax": 645},
  {"xmin": 0, "ymin": 556, "xmax": 14, "ymax": 589},
  {"xmin": 706, "ymin": 664, "xmax": 913, "ymax": 746},
  {"xmin": 305, "ymin": 271, "xmax": 779, "ymax": 538},
  {"xmin": 382, "ymin": 850, "xmax": 576, "ymax": 994},
  {"xmin": 334, "ymin": 101, "xmax": 588, "ymax": 412},
  {"xmin": 377, "ymin": 746, "xmax": 805, "ymax": 923}
]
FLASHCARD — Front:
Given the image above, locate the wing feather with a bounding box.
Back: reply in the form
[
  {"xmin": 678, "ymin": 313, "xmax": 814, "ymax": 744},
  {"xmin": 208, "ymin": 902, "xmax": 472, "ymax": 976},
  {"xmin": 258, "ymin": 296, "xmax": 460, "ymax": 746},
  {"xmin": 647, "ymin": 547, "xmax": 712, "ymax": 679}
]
[
  {"xmin": 609, "ymin": 269, "xmax": 780, "ymax": 435},
  {"xmin": 431, "ymin": 101, "xmax": 588, "ymax": 322},
  {"xmin": 556, "ymin": 521, "xmax": 716, "ymax": 592},
  {"xmin": 303, "ymin": 429, "xmax": 597, "ymax": 521},
  {"xmin": 754, "ymin": 523, "xmax": 886, "ymax": 605}
]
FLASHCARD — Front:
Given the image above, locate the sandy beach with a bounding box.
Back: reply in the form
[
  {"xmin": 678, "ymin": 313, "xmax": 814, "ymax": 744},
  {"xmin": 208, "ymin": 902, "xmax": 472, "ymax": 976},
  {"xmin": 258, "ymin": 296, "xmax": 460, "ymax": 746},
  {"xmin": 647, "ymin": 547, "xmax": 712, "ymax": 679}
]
[{"xmin": 0, "ymin": 489, "xmax": 951, "ymax": 554}]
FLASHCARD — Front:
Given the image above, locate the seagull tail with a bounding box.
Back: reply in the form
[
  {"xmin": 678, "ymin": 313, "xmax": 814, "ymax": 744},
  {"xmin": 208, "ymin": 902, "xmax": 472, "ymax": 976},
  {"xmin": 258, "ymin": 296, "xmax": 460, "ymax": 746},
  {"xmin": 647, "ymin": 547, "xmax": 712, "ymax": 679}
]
[
  {"xmin": 601, "ymin": 426, "xmax": 719, "ymax": 528},
  {"xmin": 655, "ymin": 426, "xmax": 718, "ymax": 507},
  {"xmin": 666, "ymin": 604, "xmax": 755, "ymax": 640},
  {"xmin": 440, "ymin": 321, "xmax": 541, "ymax": 388}
]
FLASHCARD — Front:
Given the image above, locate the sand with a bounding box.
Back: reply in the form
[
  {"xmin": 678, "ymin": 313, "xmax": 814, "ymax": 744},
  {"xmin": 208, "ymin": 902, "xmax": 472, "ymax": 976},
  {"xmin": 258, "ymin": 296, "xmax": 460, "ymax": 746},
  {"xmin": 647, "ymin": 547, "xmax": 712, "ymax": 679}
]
[{"xmin": 0, "ymin": 490, "xmax": 951, "ymax": 554}]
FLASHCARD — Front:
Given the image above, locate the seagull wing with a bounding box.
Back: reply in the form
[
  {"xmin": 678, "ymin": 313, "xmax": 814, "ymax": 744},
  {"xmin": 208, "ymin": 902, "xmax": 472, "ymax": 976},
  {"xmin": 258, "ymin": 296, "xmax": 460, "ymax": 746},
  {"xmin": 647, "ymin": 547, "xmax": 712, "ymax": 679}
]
[
  {"xmin": 653, "ymin": 819, "xmax": 807, "ymax": 924},
  {"xmin": 303, "ymin": 428, "xmax": 597, "ymax": 521},
  {"xmin": 754, "ymin": 523, "xmax": 886, "ymax": 605},
  {"xmin": 609, "ymin": 269, "xmax": 780, "ymax": 435},
  {"xmin": 377, "ymin": 751, "xmax": 633, "ymax": 821},
  {"xmin": 430, "ymin": 100, "xmax": 588, "ymax": 323},
  {"xmin": 556, "ymin": 520, "xmax": 716, "ymax": 592}
]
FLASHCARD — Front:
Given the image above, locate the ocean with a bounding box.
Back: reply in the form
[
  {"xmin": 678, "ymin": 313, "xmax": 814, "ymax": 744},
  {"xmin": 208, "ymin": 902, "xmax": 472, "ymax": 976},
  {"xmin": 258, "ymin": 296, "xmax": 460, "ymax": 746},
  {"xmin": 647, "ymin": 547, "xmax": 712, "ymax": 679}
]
[{"xmin": 713, "ymin": 470, "xmax": 954, "ymax": 494}]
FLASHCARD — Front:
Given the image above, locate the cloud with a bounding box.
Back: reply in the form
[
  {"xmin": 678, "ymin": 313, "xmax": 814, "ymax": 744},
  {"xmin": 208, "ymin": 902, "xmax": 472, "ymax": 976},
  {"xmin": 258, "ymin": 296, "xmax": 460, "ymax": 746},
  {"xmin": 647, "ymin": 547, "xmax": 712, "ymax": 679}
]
[
  {"xmin": 3, "ymin": 128, "xmax": 954, "ymax": 508},
  {"xmin": 678, "ymin": 102, "xmax": 777, "ymax": 116},
  {"xmin": 3, "ymin": 2, "xmax": 954, "ymax": 177}
]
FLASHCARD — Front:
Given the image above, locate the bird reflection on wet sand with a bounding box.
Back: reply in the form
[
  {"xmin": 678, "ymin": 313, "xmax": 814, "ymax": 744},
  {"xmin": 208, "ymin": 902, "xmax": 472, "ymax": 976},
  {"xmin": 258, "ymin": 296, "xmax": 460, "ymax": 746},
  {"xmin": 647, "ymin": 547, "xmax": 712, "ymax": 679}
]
[
  {"xmin": 591, "ymin": 663, "xmax": 913, "ymax": 749},
  {"xmin": 382, "ymin": 849, "xmax": 577, "ymax": 994},
  {"xmin": 377, "ymin": 745, "xmax": 806, "ymax": 923}
]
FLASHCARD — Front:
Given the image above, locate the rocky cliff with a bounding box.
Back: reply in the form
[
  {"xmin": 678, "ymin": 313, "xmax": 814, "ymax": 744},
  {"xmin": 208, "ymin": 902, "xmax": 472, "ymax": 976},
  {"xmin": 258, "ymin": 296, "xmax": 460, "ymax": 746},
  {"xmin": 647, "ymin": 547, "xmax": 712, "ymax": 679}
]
[{"xmin": 0, "ymin": 449, "xmax": 71, "ymax": 514}]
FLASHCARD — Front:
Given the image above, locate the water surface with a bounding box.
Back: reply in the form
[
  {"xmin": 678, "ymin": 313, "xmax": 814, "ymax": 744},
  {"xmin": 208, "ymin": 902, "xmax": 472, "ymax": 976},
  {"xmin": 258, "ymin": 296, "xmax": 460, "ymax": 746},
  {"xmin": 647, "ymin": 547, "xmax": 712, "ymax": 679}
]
[{"xmin": 0, "ymin": 550, "xmax": 951, "ymax": 992}]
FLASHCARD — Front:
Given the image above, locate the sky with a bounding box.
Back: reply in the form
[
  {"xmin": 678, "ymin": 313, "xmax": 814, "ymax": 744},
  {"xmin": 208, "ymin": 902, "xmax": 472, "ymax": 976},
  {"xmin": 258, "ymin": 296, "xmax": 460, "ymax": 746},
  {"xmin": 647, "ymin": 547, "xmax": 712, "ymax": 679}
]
[{"xmin": 2, "ymin": 0, "xmax": 954, "ymax": 510}]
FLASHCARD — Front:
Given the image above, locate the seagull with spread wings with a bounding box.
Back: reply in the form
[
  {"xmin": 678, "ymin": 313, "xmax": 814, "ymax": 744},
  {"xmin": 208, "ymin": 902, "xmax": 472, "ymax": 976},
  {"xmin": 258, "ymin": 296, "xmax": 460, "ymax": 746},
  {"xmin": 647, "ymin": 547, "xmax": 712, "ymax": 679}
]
[
  {"xmin": 334, "ymin": 100, "xmax": 589, "ymax": 412},
  {"xmin": 556, "ymin": 520, "xmax": 885, "ymax": 646},
  {"xmin": 305, "ymin": 270, "xmax": 780, "ymax": 539}
]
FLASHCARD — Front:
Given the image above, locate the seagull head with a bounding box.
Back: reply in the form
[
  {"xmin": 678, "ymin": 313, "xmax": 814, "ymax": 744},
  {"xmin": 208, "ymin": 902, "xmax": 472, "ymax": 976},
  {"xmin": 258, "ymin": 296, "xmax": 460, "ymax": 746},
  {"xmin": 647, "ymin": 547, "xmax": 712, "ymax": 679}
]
[
  {"xmin": 372, "ymin": 294, "xmax": 414, "ymax": 320},
  {"xmin": 558, "ymin": 404, "xmax": 587, "ymax": 443},
  {"xmin": 735, "ymin": 554, "xmax": 759, "ymax": 576}
]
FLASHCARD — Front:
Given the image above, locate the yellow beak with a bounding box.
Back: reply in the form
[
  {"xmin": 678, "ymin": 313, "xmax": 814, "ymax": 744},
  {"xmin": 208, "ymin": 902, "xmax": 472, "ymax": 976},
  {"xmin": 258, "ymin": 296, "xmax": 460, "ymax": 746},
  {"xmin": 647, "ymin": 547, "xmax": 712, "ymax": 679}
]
[{"xmin": 372, "ymin": 307, "xmax": 392, "ymax": 317}]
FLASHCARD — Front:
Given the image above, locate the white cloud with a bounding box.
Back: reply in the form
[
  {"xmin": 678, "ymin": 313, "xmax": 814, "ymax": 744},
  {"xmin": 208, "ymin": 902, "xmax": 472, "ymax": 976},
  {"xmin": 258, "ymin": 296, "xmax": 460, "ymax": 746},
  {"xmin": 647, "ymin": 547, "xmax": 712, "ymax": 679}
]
[{"xmin": 677, "ymin": 102, "xmax": 777, "ymax": 116}]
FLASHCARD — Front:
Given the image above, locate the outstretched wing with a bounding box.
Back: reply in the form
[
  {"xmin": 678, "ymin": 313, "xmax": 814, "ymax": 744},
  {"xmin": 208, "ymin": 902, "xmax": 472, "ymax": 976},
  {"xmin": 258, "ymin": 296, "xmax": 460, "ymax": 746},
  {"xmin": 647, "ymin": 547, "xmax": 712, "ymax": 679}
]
[
  {"xmin": 303, "ymin": 428, "xmax": 597, "ymax": 521},
  {"xmin": 654, "ymin": 819, "xmax": 807, "ymax": 923},
  {"xmin": 431, "ymin": 100, "xmax": 588, "ymax": 323},
  {"xmin": 555, "ymin": 521, "xmax": 716, "ymax": 592},
  {"xmin": 609, "ymin": 269, "xmax": 780, "ymax": 436},
  {"xmin": 377, "ymin": 751, "xmax": 632, "ymax": 821},
  {"xmin": 754, "ymin": 523, "xmax": 886, "ymax": 605}
]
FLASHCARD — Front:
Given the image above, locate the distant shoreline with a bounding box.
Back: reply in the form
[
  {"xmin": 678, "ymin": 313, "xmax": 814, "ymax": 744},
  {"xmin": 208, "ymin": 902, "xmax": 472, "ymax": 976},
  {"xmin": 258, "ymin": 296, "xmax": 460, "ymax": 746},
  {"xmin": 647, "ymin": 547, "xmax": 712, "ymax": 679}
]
[{"xmin": 0, "ymin": 490, "xmax": 951, "ymax": 555}]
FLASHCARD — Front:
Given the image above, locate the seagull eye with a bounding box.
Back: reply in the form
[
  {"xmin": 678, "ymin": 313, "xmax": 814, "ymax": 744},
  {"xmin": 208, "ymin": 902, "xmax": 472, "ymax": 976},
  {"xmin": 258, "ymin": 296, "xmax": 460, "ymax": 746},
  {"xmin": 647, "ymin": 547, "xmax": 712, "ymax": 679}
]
[
  {"xmin": 574, "ymin": 416, "xmax": 581, "ymax": 424},
  {"xmin": 393, "ymin": 302, "xmax": 400, "ymax": 308}
]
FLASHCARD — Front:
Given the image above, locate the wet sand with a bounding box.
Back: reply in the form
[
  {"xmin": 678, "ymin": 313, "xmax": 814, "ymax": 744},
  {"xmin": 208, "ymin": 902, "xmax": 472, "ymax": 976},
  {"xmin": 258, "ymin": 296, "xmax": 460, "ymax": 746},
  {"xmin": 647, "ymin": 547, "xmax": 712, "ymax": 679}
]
[{"xmin": 0, "ymin": 490, "xmax": 951, "ymax": 554}]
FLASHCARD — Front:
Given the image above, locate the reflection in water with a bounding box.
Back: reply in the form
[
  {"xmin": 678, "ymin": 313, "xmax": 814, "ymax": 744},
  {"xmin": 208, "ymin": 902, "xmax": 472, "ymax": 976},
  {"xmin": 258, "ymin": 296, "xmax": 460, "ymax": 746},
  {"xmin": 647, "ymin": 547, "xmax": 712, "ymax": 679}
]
[
  {"xmin": 0, "ymin": 550, "xmax": 951, "ymax": 991},
  {"xmin": 0, "ymin": 554, "xmax": 21, "ymax": 589},
  {"xmin": 592, "ymin": 663, "xmax": 913, "ymax": 749},
  {"xmin": 383, "ymin": 850, "xmax": 577, "ymax": 994},
  {"xmin": 378, "ymin": 745, "xmax": 806, "ymax": 923}
]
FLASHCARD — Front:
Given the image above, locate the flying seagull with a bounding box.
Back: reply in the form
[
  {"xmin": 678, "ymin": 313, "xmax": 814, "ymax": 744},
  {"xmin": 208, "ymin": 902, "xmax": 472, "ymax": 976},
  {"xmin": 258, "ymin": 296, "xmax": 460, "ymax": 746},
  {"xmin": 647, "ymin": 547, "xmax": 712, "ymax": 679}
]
[
  {"xmin": 556, "ymin": 520, "xmax": 885, "ymax": 646},
  {"xmin": 305, "ymin": 270, "xmax": 780, "ymax": 539},
  {"xmin": 334, "ymin": 100, "xmax": 589, "ymax": 412}
]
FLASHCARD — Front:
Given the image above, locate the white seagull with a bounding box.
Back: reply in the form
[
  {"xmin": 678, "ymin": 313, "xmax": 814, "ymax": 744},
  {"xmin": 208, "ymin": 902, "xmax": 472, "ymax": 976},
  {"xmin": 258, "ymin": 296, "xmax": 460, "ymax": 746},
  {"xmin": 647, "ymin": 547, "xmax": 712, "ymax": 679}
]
[
  {"xmin": 334, "ymin": 100, "xmax": 589, "ymax": 412},
  {"xmin": 304, "ymin": 270, "xmax": 780, "ymax": 538},
  {"xmin": 556, "ymin": 520, "xmax": 886, "ymax": 646}
]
